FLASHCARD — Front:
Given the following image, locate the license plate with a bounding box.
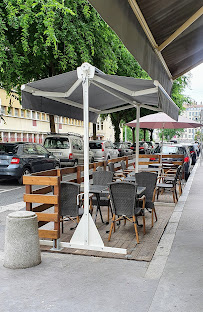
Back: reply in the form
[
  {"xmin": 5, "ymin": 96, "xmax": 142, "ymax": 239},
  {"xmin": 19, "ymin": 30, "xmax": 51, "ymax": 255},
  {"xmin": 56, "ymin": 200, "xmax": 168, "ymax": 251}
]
[{"xmin": 53, "ymin": 152, "xmax": 62, "ymax": 156}]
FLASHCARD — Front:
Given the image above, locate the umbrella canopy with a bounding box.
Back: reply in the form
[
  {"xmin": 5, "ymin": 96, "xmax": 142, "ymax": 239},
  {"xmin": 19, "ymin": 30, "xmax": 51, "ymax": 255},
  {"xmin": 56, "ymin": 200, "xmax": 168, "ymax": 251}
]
[
  {"xmin": 126, "ymin": 112, "xmax": 203, "ymax": 129},
  {"xmin": 20, "ymin": 63, "xmax": 179, "ymax": 255},
  {"xmin": 21, "ymin": 66, "xmax": 179, "ymax": 121},
  {"xmin": 89, "ymin": 1, "xmax": 203, "ymax": 91}
]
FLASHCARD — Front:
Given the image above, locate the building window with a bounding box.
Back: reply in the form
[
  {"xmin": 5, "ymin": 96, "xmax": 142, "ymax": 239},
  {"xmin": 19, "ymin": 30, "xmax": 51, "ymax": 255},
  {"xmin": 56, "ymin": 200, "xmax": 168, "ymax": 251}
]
[
  {"xmin": 97, "ymin": 123, "xmax": 99, "ymax": 130},
  {"xmin": 26, "ymin": 110, "xmax": 30, "ymax": 118},
  {"xmin": 46, "ymin": 114, "xmax": 49, "ymax": 121},
  {"xmin": 36, "ymin": 112, "xmax": 40, "ymax": 120},
  {"xmin": 101, "ymin": 122, "xmax": 104, "ymax": 130},
  {"xmin": 42, "ymin": 113, "xmax": 45, "ymax": 120},
  {"xmin": 32, "ymin": 111, "xmax": 36, "ymax": 119},
  {"xmin": 21, "ymin": 110, "xmax": 24, "ymax": 118},
  {"xmin": 14, "ymin": 108, "xmax": 19, "ymax": 117},
  {"xmin": 33, "ymin": 120, "xmax": 37, "ymax": 127},
  {"xmin": 1, "ymin": 106, "xmax": 6, "ymax": 115}
]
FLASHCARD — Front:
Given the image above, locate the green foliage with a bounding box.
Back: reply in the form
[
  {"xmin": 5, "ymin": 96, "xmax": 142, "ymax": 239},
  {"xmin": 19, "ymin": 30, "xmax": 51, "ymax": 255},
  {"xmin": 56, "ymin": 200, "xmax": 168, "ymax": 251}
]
[
  {"xmin": 0, "ymin": 0, "xmax": 191, "ymax": 142},
  {"xmin": 123, "ymin": 126, "xmax": 149, "ymax": 142},
  {"xmin": 159, "ymin": 128, "xmax": 184, "ymax": 141}
]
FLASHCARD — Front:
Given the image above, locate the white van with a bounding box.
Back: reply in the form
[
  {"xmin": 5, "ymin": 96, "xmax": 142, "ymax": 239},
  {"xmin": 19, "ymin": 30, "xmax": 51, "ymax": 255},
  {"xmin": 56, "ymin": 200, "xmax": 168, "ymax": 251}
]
[{"xmin": 44, "ymin": 133, "xmax": 94, "ymax": 167}]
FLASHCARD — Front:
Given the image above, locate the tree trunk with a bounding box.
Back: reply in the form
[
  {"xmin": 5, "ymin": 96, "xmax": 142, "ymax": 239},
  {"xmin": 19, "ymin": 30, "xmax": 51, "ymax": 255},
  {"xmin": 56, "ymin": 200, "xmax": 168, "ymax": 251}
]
[
  {"xmin": 132, "ymin": 128, "xmax": 135, "ymax": 143},
  {"xmin": 93, "ymin": 123, "xmax": 97, "ymax": 140},
  {"xmin": 150, "ymin": 129, "xmax": 153, "ymax": 141},
  {"xmin": 49, "ymin": 115, "xmax": 56, "ymax": 133},
  {"xmin": 143, "ymin": 129, "xmax": 146, "ymax": 141}
]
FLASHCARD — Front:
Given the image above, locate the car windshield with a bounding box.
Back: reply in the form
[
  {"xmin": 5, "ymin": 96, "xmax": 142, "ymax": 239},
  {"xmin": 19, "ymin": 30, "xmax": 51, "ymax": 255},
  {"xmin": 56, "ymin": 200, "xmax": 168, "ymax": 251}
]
[
  {"xmin": 0, "ymin": 144, "xmax": 18, "ymax": 154},
  {"xmin": 162, "ymin": 145, "xmax": 179, "ymax": 154},
  {"xmin": 114, "ymin": 143, "xmax": 122, "ymax": 148},
  {"xmin": 89, "ymin": 142, "xmax": 102, "ymax": 149},
  {"xmin": 44, "ymin": 137, "xmax": 70, "ymax": 149}
]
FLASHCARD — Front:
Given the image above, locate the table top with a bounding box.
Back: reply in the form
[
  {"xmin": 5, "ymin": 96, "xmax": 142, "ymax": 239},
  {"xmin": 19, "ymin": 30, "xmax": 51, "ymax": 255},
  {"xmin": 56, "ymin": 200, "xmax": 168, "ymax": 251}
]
[{"xmin": 81, "ymin": 184, "xmax": 146, "ymax": 196}]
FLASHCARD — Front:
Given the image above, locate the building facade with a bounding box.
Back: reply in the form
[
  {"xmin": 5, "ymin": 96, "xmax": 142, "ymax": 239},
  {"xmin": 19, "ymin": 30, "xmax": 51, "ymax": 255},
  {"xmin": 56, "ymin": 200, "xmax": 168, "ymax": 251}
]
[
  {"xmin": 179, "ymin": 102, "xmax": 203, "ymax": 142},
  {"xmin": 0, "ymin": 89, "xmax": 121, "ymax": 143}
]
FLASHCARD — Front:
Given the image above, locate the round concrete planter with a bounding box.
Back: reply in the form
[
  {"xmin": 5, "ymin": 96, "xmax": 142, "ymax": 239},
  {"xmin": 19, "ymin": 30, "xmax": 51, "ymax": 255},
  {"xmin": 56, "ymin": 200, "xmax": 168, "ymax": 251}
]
[{"xmin": 4, "ymin": 211, "xmax": 41, "ymax": 269}]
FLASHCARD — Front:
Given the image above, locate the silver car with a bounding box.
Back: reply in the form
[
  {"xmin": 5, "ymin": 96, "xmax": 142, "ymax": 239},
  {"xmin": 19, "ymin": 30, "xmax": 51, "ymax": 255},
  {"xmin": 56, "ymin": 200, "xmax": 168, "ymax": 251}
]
[
  {"xmin": 89, "ymin": 140, "xmax": 119, "ymax": 162},
  {"xmin": 44, "ymin": 133, "xmax": 94, "ymax": 167}
]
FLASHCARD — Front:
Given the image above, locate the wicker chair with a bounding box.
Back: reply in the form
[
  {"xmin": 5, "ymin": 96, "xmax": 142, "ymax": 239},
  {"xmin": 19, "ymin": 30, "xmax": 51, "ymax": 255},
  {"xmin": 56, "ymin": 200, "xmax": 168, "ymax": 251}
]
[
  {"xmin": 161, "ymin": 165, "xmax": 183, "ymax": 196},
  {"xmin": 91, "ymin": 171, "xmax": 114, "ymax": 223},
  {"xmin": 108, "ymin": 162, "xmax": 125, "ymax": 181},
  {"xmin": 60, "ymin": 182, "xmax": 82, "ymax": 233},
  {"xmin": 156, "ymin": 166, "xmax": 180, "ymax": 203},
  {"xmin": 135, "ymin": 172, "xmax": 158, "ymax": 227},
  {"xmin": 120, "ymin": 160, "xmax": 134, "ymax": 176},
  {"xmin": 108, "ymin": 181, "xmax": 146, "ymax": 243}
]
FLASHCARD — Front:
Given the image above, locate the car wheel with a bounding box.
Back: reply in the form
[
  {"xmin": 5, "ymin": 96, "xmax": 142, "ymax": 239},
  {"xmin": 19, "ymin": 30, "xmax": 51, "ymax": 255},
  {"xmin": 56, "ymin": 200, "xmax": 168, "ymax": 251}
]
[
  {"xmin": 18, "ymin": 168, "xmax": 31, "ymax": 185},
  {"xmin": 90, "ymin": 157, "xmax": 94, "ymax": 163},
  {"xmin": 54, "ymin": 163, "xmax": 60, "ymax": 169}
]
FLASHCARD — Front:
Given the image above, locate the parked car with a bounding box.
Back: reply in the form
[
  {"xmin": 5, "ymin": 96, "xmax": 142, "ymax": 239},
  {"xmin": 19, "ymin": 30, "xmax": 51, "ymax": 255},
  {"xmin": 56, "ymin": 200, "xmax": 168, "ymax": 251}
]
[
  {"xmin": 44, "ymin": 133, "xmax": 94, "ymax": 167},
  {"xmin": 113, "ymin": 142, "xmax": 133, "ymax": 157},
  {"xmin": 89, "ymin": 140, "xmax": 119, "ymax": 162},
  {"xmin": 146, "ymin": 141, "xmax": 155, "ymax": 153},
  {"xmin": 150, "ymin": 143, "xmax": 192, "ymax": 180},
  {"xmin": 182, "ymin": 143, "xmax": 197, "ymax": 165},
  {"xmin": 130, "ymin": 141, "xmax": 150, "ymax": 154},
  {"xmin": 0, "ymin": 142, "xmax": 60, "ymax": 184}
]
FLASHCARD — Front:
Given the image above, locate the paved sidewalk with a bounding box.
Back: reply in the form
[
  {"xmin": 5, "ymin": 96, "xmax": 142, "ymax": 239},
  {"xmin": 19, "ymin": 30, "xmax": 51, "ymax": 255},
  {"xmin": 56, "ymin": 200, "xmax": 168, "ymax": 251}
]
[{"xmin": 0, "ymin": 160, "xmax": 202, "ymax": 312}]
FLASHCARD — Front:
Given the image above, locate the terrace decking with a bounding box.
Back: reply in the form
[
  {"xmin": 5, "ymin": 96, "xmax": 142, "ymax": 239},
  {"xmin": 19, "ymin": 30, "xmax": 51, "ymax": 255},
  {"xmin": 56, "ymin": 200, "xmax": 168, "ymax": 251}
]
[
  {"xmin": 40, "ymin": 199, "xmax": 175, "ymax": 262},
  {"xmin": 23, "ymin": 154, "xmax": 184, "ymax": 261}
]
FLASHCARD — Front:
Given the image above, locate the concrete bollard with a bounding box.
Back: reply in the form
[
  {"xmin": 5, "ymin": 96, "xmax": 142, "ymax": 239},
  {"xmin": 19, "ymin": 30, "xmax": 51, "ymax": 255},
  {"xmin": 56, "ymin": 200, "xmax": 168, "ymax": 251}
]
[{"xmin": 4, "ymin": 211, "xmax": 41, "ymax": 269}]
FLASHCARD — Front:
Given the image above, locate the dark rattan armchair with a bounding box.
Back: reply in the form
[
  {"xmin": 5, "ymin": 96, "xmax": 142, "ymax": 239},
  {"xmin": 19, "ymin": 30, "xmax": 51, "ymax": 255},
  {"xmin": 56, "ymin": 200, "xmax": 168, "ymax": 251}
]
[
  {"xmin": 91, "ymin": 171, "xmax": 114, "ymax": 223},
  {"xmin": 108, "ymin": 181, "xmax": 146, "ymax": 243},
  {"xmin": 108, "ymin": 162, "xmax": 126, "ymax": 181},
  {"xmin": 156, "ymin": 166, "xmax": 181, "ymax": 203},
  {"xmin": 135, "ymin": 172, "xmax": 158, "ymax": 227},
  {"xmin": 120, "ymin": 160, "xmax": 134, "ymax": 176},
  {"xmin": 60, "ymin": 181, "xmax": 82, "ymax": 233}
]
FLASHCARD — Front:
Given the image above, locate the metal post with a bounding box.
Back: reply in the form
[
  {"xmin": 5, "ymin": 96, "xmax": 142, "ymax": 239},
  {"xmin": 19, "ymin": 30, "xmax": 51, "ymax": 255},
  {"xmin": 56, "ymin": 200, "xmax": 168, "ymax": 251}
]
[
  {"xmin": 82, "ymin": 72, "xmax": 90, "ymax": 245},
  {"xmin": 200, "ymin": 110, "xmax": 203, "ymax": 164},
  {"xmin": 125, "ymin": 126, "xmax": 127, "ymax": 142},
  {"xmin": 135, "ymin": 105, "xmax": 140, "ymax": 173}
]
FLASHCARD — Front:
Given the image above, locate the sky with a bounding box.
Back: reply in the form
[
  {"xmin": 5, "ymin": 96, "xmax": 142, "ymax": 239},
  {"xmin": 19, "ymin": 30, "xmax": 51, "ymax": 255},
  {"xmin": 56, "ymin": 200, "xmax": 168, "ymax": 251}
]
[{"xmin": 183, "ymin": 62, "xmax": 203, "ymax": 105}]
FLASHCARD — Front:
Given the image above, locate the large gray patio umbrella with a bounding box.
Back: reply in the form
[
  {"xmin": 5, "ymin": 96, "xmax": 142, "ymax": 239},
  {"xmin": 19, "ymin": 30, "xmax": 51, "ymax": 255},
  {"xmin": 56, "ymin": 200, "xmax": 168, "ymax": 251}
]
[{"xmin": 21, "ymin": 63, "xmax": 179, "ymax": 255}]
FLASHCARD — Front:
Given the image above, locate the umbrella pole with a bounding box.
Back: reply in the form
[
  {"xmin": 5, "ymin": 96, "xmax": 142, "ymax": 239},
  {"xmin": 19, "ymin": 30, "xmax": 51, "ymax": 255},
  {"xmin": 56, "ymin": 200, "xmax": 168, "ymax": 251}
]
[
  {"xmin": 135, "ymin": 105, "xmax": 140, "ymax": 173},
  {"xmin": 160, "ymin": 124, "xmax": 164, "ymax": 165},
  {"xmin": 69, "ymin": 63, "xmax": 126, "ymax": 254}
]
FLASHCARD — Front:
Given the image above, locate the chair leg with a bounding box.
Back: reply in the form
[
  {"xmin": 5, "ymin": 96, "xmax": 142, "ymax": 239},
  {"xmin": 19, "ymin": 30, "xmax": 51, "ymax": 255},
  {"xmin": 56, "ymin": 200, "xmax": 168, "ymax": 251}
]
[
  {"xmin": 172, "ymin": 190, "xmax": 176, "ymax": 203},
  {"xmin": 142, "ymin": 216, "xmax": 146, "ymax": 234},
  {"xmin": 152, "ymin": 208, "xmax": 154, "ymax": 227},
  {"xmin": 175, "ymin": 188, "xmax": 178, "ymax": 202},
  {"xmin": 124, "ymin": 217, "xmax": 126, "ymax": 225},
  {"xmin": 133, "ymin": 215, "xmax": 139, "ymax": 244},
  {"xmin": 108, "ymin": 214, "xmax": 115, "ymax": 241},
  {"xmin": 179, "ymin": 181, "xmax": 182, "ymax": 196},
  {"xmin": 153, "ymin": 207, "xmax": 158, "ymax": 222}
]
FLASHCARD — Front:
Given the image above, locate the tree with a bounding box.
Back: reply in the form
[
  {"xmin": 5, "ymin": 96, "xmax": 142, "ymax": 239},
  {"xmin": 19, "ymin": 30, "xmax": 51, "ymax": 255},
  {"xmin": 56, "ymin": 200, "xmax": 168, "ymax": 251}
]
[
  {"xmin": 0, "ymin": 0, "xmax": 190, "ymax": 139},
  {"xmin": 0, "ymin": 0, "xmax": 149, "ymax": 133}
]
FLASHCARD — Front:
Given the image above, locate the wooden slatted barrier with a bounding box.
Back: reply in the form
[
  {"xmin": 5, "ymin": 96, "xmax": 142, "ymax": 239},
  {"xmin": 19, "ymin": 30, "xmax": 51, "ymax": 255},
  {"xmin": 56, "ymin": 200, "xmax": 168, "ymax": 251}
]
[{"xmin": 23, "ymin": 174, "xmax": 60, "ymax": 244}]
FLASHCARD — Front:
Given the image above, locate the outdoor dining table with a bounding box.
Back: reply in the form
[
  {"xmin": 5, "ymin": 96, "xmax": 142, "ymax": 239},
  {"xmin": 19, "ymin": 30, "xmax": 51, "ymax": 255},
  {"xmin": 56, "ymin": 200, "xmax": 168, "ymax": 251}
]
[{"xmin": 82, "ymin": 184, "xmax": 146, "ymax": 224}]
